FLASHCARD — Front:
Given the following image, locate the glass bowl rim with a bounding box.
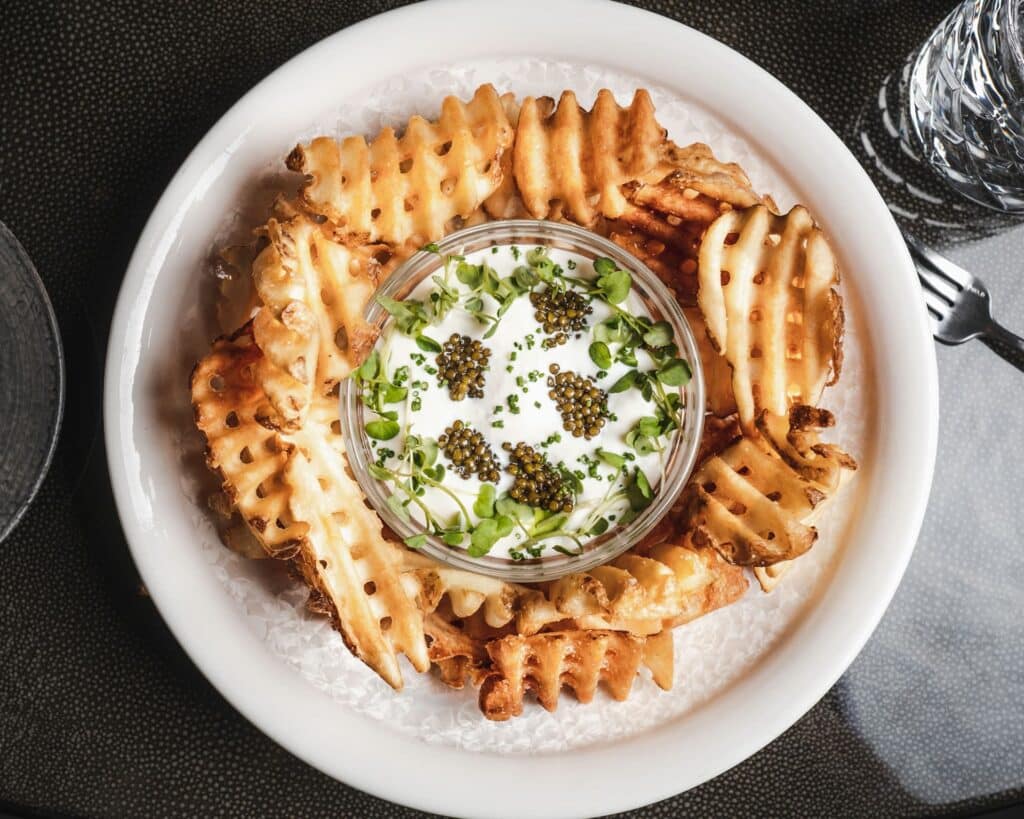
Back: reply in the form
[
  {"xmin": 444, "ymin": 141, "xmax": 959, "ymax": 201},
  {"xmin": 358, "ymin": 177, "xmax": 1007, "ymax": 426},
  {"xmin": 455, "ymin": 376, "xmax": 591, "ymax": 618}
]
[{"xmin": 339, "ymin": 219, "xmax": 705, "ymax": 582}]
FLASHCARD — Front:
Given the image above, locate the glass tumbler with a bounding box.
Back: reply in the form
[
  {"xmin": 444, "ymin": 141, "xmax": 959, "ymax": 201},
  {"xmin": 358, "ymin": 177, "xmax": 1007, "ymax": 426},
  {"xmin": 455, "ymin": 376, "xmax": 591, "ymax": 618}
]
[{"xmin": 906, "ymin": 0, "xmax": 1024, "ymax": 212}]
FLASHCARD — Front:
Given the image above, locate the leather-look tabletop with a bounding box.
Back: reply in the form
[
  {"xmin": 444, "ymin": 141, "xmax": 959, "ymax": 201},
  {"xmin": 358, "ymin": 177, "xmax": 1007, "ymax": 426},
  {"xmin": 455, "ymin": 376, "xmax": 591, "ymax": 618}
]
[{"xmin": 1, "ymin": 2, "xmax": 1021, "ymax": 817}]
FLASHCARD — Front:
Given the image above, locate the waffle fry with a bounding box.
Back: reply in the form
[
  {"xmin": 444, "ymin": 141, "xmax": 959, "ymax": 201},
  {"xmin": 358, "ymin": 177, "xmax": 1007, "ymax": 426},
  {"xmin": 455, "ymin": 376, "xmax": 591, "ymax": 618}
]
[
  {"xmin": 400, "ymin": 549, "xmax": 558, "ymax": 633},
  {"xmin": 250, "ymin": 202, "xmax": 394, "ymax": 427},
  {"xmin": 608, "ymin": 215, "xmax": 703, "ymax": 305},
  {"xmin": 684, "ymin": 307, "xmax": 738, "ymax": 416},
  {"xmin": 635, "ymin": 141, "xmax": 762, "ymax": 215},
  {"xmin": 756, "ymin": 405, "xmax": 857, "ymax": 492},
  {"xmin": 697, "ymin": 204, "xmax": 844, "ymax": 431},
  {"xmin": 481, "ymin": 92, "xmax": 528, "ymax": 220},
  {"xmin": 400, "ymin": 539, "xmax": 746, "ymax": 637},
  {"xmin": 749, "ymin": 406, "xmax": 857, "ymax": 589},
  {"xmin": 604, "ymin": 141, "xmax": 763, "ymax": 306},
  {"xmin": 753, "ymin": 561, "xmax": 792, "ymax": 593},
  {"xmin": 478, "ymin": 629, "xmax": 673, "ymax": 720},
  {"xmin": 287, "ymin": 84, "xmax": 513, "ymax": 245},
  {"xmin": 752, "ymin": 477, "xmax": 856, "ymax": 592},
  {"xmin": 192, "ymin": 327, "xmax": 306, "ymax": 555},
  {"xmin": 420, "ymin": 604, "xmax": 506, "ymax": 689},
  {"xmin": 513, "ymin": 89, "xmax": 667, "ymax": 225},
  {"xmin": 548, "ymin": 542, "xmax": 747, "ymax": 632},
  {"xmin": 684, "ymin": 405, "xmax": 856, "ymax": 566},
  {"xmin": 191, "ymin": 327, "xmax": 428, "ymax": 689}
]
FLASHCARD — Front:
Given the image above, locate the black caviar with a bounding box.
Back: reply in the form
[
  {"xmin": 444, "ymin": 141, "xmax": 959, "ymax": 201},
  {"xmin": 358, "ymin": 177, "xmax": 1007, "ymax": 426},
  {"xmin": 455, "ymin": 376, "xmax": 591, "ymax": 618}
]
[
  {"xmin": 438, "ymin": 420, "xmax": 501, "ymax": 482},
  {"xmin": 436, "ymin": 333, "xmax": 490, "ymax": 400},
  {"xmin": 547, "ymin": 365, "xmax": 607, "ymax": 439},
  {"xmin": 530, "ymin": 288, "xmax": 592, "ymax": 348},
  {"xmin": 502, "ymin": 441, "xmax": 575, "ymax": 513}
]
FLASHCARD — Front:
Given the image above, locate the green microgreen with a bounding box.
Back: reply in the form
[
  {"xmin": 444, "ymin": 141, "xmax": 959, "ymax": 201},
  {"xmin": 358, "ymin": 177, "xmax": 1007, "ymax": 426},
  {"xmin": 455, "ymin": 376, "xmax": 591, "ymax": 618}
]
[{"xmin": 588, "ymin": 341, "xmax": 612, "ymax": 369}]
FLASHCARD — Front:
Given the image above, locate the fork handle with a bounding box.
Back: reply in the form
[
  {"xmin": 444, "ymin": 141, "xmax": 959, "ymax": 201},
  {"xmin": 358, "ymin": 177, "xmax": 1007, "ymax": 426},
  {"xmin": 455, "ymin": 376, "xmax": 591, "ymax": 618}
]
[{"xmin": 983, "ymin": 320, "xmax": 1024, "ymax": 373}]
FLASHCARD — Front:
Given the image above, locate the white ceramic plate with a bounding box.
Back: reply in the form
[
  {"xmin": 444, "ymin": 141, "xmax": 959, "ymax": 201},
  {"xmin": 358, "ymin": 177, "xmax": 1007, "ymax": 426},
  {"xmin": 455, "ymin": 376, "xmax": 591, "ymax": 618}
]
[{"xmin": 104, "ymin": 1, "xmax": 938, "ymax": 816}]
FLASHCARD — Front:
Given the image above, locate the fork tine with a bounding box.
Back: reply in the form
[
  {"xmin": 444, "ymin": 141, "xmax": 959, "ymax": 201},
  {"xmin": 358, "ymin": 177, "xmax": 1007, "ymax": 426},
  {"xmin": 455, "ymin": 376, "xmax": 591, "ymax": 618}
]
[
  {"xmin": 920, "ymin": 281, "xmax": 951, "ymax": 319},
  {"xmin": 903, "ymin": 233, "xmax": 974, "ymax": 289},
  {"xmin": 917, "ymin": 264, "xmax": 960, "ymax": 303}
]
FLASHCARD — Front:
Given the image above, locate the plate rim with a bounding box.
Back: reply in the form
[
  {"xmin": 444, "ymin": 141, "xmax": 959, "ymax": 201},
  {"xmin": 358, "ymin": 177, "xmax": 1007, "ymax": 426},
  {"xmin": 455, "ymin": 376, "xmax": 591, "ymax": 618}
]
[
  {"xmin": 103, "ymin": 1, "xmax": 939, "ymax": 816},
  {"xmin": 0, "ymin": 220, "xmax": 65, "ymax": 544}
]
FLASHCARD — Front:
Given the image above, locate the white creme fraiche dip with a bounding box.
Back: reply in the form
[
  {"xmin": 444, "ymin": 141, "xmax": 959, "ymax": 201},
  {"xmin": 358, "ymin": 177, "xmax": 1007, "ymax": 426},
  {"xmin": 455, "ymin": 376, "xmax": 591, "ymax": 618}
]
[{"xmin": 357, "ymin": 243, "xmax": 690, "ymax": 561}]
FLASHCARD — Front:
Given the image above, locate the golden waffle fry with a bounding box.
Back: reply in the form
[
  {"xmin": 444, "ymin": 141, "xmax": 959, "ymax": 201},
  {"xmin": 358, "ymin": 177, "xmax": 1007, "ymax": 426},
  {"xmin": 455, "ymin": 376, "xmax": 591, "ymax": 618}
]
[
  {"xmin": 684, "ymin": 405, "xmax": 856, "ymax": 567},
  {"xmin": 250, "ymin": 201, "xmax": 394, "ymax": 427},
  {"xmin": 750, "ymin": 407, "xmax": 857, "ymax": 591},
  {"xmin": 697, "ymin": 204, "xmax": 844, "ymax": 431},
  {"xmin": 287, "ymin": 84, "xmax": 513, "ymax": 245},
  {"xmin": 482, "ymin": 92, "xmax": 529, "ymax": 220},
  {"xmin": 750, "ymin": 476, "xmax": 853, "ymax": 593},
  {"xmin": 191, "ymin": 327, "xmax": 428, "ymax": 689},
  {"xmin": 478, "ymin": 629, "xmax": 673, "ymax": 720},
  {"xmin": 756, "ymin": 404, "xmax": 857, "ymax": 492},
  {"xmin": 400, "ymin": 550, "xmax": 554, "ymax": 633},
  {"xmin": 400, "ymin": 539, "xmax": 746, "ymax": 637},
  {"xmin": 684, "ymin": 307, "xmax": 738, "ymax": 416},
  {"xmin": 608, "ymin": 214, "xmax": 703, "ymax": 305},
  {"xmin": 547, "ymin": 542, "xmax": 747, "ymax": 631},
  {"xmin": 635, "ymin": 141, "xmax": 762, "ymax": 215},
  {"xmin": 513, "ymin": 89, "xmax": 666, "ymax": 225},
  {"xmin": 753, "ymin": 561, "xmax": 792, "ymax": 593},
  {"xmin": 192, "ymin": 326, "xmax": 307, "ymax": 556},
  {"xmin": 601, "ymin": 141, "xmax": 762, "ymax": 306}
]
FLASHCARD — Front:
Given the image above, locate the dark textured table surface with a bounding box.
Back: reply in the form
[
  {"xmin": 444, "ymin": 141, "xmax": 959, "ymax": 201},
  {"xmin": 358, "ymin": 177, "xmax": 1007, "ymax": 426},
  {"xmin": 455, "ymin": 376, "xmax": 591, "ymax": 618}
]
[{"xmin": 2, "ymin": 1, "xmax": 1023, "ymax": 817}]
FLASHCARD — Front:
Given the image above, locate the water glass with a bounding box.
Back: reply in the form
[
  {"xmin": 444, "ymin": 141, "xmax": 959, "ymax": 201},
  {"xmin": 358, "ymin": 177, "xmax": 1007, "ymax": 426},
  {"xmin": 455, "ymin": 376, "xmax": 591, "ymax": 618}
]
[{"xmin": 906, "ymin": 0, "xmax": 1024, "ymax": 212}]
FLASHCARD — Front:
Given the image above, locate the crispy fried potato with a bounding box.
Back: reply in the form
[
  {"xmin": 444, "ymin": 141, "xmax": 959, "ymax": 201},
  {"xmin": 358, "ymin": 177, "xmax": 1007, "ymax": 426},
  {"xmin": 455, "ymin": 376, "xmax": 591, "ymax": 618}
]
[
  {"xmin": 513, "ymin": 89, "xmax": 666, "ymax": 225},
  {"xmin": 684, "ymin": 406, "xmax": 856, "ymax": 567},
  {"xmin": 750, "ymin": 407, "xmax": 857, "ymax": 590},
  {"xmin": 399, "ymin": 539, "xmax": 746, "ymax": 638},
  {"xmin": 400, "ymin": 549, "xmax": 554, "ymax": 633},
  {"xmin": 191, "ymin": 327, "xmax": 428, "ymax": 689},
  {"xmin": 192, "ymin": 326, "xmax": 306, "ymax": 555},
  {"xmin": 684, "ymin": 307, "xmax": 738, "ymax": 416},
  {"xmin": 478, "ymin": 629, "xmax": 673, "ymax": 720},
  {"xmin": 546, "ymin": 542, "xmax": 747, "ymax": 633},
  {"xmin": 287, "ymin": 84, "xmax": 513, "ymax": 245},
  {"xmin": 756, "ymin": 404, "xmax": 857, "ymax": 493},
  {"xmin": 250, "ymin": 201, "xmax": 394, "ymax": 427},
  {"xmin": 753, "ymin": 561, "xmax": 792, "ymax": 593},
  {"xmin": 481, "ymin": 92, "xmax": 528, "ymax": 220},
  {"xmin": 609, "ymin": 217, "xmax": 702, "ymax": 305},
  {"xmin": 636, "ymin": 141, "xmax": 762, "ymax": 213},
  {"xmin": 604, "ymin": 142, "xmax": 762, "ymax": 307},
  {"xmin": 698, "ymin": 204, "xmax": 844, "ymax": 431}
]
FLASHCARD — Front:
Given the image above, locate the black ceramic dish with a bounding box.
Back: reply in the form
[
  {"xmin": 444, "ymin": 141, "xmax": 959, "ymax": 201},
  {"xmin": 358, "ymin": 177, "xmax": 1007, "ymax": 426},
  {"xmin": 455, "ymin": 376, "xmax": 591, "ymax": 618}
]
[{"xmin": 0, "ymin": 220, "xmax": 64, "ymax": 543}]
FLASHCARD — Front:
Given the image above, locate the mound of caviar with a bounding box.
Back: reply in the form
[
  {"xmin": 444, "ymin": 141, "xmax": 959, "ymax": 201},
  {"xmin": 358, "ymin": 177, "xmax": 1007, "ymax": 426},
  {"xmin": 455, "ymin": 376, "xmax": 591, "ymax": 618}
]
[
  {"xmin": 502, "ymin": 441, "xmax": 575, "ymax": 513},
  {"xmin": 436, "ymin": 333, "xmax": 490, "ymax": 400},
  {"xmin": 547, "ymin": 364, "xmax": 608, "ymax": 439},
  {"xmin": 438, "ymin": 420, "xmax": 501, "ymax": 482},
  {"xmin": 530, "ymin": 288, "xmax": 592, "ymax": 348}
]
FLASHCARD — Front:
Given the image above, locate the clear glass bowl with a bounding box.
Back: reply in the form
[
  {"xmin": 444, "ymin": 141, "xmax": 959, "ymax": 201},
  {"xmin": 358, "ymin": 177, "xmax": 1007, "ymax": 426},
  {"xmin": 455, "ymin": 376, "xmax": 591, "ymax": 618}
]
[{"xmin": 339, "ymin": 220, "xmax": 705, "ymax": 582}]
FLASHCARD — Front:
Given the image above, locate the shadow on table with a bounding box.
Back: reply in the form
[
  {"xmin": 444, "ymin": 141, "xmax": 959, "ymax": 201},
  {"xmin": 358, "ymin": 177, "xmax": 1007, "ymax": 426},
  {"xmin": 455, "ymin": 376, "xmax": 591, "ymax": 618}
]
[{"xmin": 849, "ymin": 49, "xmax": 1024, "ymax": 248}]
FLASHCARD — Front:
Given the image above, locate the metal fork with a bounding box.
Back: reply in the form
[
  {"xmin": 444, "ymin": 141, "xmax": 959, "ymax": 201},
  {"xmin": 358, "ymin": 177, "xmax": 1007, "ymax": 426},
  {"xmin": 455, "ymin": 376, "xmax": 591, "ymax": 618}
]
[{"xmin": 904, "ymin": 233, "xmax": 1024, "ymax": 372}]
